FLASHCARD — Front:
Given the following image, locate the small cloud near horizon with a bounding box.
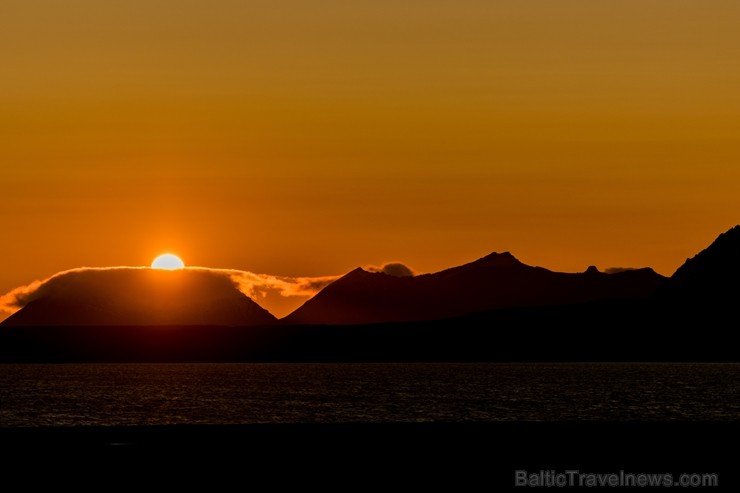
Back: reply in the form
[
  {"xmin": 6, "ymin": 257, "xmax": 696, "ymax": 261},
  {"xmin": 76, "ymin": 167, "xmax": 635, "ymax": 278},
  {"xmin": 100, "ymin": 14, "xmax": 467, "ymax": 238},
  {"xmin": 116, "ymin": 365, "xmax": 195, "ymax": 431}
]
[
  {"xmin": 0, "ymin": 266, "xmax": 340, "ymax": 320},
  {"xmin": 364, "ymin": 262, "xmax": 414, "ymax": 277}
]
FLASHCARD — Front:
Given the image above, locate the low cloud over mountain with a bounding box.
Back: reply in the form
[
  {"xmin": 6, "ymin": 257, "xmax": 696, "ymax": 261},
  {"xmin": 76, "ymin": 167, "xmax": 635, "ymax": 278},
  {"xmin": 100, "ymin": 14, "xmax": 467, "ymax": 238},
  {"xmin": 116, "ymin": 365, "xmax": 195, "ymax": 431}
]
[
  {"xmin": 364, "ymin": 262, "xmax": 414, "ymax": 277},
  {"xmin": 0, "ymin": 267, "xmax": 338, "ymax": 325}
]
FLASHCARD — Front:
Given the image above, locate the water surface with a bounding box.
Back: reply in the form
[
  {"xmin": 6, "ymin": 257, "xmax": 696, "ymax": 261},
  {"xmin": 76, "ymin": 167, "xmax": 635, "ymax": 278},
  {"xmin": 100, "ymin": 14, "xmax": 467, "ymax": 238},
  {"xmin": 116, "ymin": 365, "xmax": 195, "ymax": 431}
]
[{"xmin": 1, "ymin": 363, "xmax": 738, "ymax": 426}]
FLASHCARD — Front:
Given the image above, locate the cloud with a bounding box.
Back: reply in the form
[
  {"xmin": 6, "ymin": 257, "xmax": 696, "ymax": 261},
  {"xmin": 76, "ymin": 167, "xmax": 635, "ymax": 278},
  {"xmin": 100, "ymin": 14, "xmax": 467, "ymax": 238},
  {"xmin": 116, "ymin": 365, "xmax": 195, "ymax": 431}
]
[
  {"xmin": 364, "ymin": 262, "xmax": 414, "ymax": 277},
  {"xmin": 0, "ymin": 266, "xmax": 340, "ymax": 319},
  {"xmin": 0, "ymin": 280, "xmax": 44, "ymax": 313},
  {"xmin": 226, "ymin": 271, "xmax": 339, "ymax": 300},
  {"xmin": 0, "ymin": 267, "xmax": 116, "ymax": 314}
]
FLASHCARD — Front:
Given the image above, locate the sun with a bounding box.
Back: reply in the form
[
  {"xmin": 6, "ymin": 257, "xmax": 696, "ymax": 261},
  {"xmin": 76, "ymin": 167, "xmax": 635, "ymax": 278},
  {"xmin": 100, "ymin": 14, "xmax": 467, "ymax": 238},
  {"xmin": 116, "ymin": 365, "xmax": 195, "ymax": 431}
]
[{"xmin": 151, "ymin": 254, "xmax": 185, "ymax": 270}]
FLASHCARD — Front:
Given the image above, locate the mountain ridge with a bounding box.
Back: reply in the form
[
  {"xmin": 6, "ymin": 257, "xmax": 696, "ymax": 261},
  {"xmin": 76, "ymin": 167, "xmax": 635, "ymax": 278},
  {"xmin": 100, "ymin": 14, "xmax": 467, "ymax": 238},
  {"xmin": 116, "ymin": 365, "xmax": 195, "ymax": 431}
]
[
  {"xmin": 4, "ymin": 225, "xmax": 739, "ymax": 328},
  {"xmin": 2, "ymin": 225, "xmax": 740, "ymax": 362},
  {"xmin": 659, "ymin": 224, "xmax": 740, "ymax": 304},
  {"xmin": 1, "ymin": 268, "xmax": 276, "ymax": 327},
  {"xmin": 283, "ymin": 250, "xmax": 665, "ymax": 325}
]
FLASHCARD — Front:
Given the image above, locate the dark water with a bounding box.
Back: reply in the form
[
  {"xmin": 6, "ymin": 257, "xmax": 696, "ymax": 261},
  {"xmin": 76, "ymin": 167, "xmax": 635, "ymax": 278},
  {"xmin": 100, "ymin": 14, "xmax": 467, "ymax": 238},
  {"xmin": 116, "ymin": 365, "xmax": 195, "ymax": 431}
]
[{"xmin": 1, "ymin": 363, "xmax": 739, "ymax": 427}]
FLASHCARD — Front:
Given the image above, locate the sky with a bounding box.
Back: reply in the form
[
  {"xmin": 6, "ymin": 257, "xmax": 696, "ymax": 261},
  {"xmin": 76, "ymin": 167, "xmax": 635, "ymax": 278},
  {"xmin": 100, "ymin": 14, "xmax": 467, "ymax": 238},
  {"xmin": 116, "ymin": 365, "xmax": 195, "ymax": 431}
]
[{"xmin": 2, "ymin": 1, "xmax": 740, "ymax": 318}]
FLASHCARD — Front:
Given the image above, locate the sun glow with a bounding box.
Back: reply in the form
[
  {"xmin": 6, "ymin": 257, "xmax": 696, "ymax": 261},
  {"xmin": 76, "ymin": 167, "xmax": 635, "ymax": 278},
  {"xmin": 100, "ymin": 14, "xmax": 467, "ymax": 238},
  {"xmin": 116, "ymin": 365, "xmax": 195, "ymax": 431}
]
[{"xmin": 151, "ymin": 254, "xmax": 185, "ymax": 270}]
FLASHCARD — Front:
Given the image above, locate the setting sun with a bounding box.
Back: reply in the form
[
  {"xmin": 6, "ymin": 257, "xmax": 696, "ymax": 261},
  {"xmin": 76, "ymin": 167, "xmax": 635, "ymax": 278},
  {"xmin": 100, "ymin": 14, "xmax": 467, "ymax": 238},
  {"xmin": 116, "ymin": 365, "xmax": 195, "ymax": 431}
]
[{"xmin": 151, "ymin": 254, "xmax": 185, "ymax": 270}]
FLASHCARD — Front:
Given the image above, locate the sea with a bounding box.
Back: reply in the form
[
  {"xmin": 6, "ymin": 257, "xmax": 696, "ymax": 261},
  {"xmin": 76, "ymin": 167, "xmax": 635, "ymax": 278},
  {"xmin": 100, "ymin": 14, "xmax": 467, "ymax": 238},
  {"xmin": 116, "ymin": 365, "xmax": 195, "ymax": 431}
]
[
  {"xmin": 1, "ymin": 362, "xmax": 739, "ymax": 426},
  {"xmin": 1, "ymin": 362, "xmax": 738, "ymax": 489}
]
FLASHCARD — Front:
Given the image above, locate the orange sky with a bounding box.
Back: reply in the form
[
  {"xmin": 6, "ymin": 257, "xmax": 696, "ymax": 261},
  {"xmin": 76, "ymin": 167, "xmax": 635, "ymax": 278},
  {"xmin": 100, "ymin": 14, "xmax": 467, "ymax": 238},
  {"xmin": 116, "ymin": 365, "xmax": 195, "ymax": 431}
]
[{"xmin": 2, "ymin": 1, "xmax": 740, "ymax": 315}]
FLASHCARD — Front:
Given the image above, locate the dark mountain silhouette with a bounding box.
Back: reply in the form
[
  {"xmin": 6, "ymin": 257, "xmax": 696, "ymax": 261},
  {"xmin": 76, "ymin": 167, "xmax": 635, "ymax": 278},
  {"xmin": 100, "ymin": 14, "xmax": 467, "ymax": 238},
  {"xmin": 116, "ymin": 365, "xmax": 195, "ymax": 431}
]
[
  {"xmin": 3, "ymin": 226, "xmax": 740, "ymax": 362},
  {"xmin": 1, "ymin": 268, "xmax": 276, "ymax": 327},
  {"xmin": 283, "ymin": 252, "xmax": 665, "ymax": 325},
  {"xmin": 660, "ymin": 225, "xmax": 740, "ymax": 305},
  {"xmin": 1, "ymin": 297, "xmax": 736, "ymax": 363}
]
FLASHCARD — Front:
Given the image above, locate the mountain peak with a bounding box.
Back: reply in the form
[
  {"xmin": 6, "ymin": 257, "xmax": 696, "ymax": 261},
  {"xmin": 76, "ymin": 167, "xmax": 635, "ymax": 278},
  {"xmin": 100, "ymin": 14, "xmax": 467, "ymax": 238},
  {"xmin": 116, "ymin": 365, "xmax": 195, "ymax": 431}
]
[
  {"xmin": 672, "ymin": 225, "xmax": 740, "ymax": 279},
  {"xmin": 342, "ymin": 267, "xmax": 378, "ymax": 279},
  {"xmin": 663, "ymin": 225, "xmax": 740, "ymax": 302},
  {"xmin": 285, "ymin": 248, "xmax": 664, "ymax": 325},
  {"xmin": 2, "ymin": 268, "xmax": 277, "ymax": 327},
  {"xmin": 473, "ymin": 251, "xmax": 523, "ymax": 268},
  {"xmin": 703, "ymin": 224, "xmax": 740, "ymax": 247}
]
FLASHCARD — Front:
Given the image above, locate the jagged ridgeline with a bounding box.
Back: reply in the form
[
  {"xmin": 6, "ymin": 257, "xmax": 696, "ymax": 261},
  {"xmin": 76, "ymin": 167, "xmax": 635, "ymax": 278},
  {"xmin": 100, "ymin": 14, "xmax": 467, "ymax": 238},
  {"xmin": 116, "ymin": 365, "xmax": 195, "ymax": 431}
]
[{"xmin": 0, "ymin": 226, "xmax": 738, "ymax": 362}]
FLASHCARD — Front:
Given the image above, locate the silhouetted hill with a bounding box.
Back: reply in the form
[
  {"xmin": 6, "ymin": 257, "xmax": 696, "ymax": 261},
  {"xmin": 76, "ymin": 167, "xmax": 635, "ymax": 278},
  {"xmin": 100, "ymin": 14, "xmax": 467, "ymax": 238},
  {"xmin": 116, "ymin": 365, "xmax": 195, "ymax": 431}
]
[
  {"xmin": 1, "ymin": 298, "xmax": 736, "ymax": 362},
  {"xmin": 284, "ymin": 252, "xmax": 666, "ymax": 325},
  {"xmin": 660, "ymin": 225, "xmax": 740, "ymax": 305},
  {"xmin": 1, "ymin": 268, "xmax": 276, "ymax": 327},
  {"xmin": 5, "ymin": 227, "xmax": 740, "ymax": 362}
]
